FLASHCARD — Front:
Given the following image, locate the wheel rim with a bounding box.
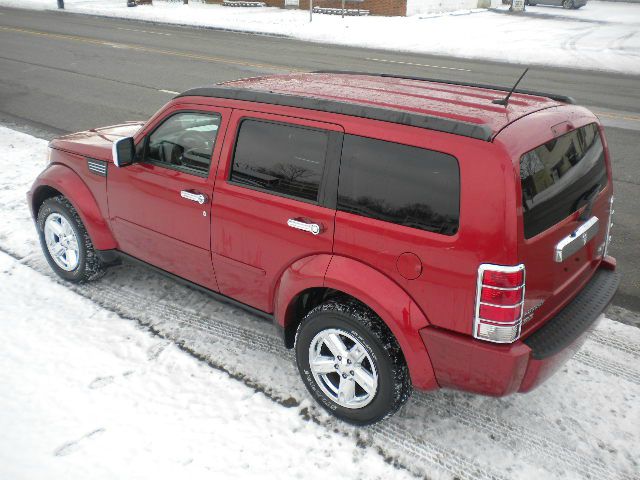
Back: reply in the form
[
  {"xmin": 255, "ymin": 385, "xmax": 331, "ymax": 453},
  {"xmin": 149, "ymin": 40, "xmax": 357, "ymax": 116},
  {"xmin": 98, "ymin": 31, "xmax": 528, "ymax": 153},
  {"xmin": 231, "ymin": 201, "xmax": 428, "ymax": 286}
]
[
  {"xmin": 308, "ymin": 328, "xmax": 379, "ymax": 409},
  {"xmin": 44, "ymin": 213, "xmax": 80, "ymax": 271}
]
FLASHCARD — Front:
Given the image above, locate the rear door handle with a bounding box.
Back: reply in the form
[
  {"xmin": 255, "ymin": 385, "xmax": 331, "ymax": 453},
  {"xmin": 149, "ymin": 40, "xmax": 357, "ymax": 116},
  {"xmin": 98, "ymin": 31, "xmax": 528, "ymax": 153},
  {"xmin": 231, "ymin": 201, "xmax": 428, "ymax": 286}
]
[
  {"xmin": 180, "ymin": 190, "xmax": 208, "ymax": 205},
  {"xmin": 287, "ymin": 218, "xmax": 322, "ymax": 235}
]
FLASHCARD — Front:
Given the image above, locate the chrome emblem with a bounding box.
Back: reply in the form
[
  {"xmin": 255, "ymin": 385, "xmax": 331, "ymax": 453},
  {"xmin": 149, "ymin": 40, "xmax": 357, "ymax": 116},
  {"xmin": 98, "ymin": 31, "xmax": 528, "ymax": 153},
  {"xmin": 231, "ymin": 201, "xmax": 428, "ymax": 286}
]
[
  {"xmin": 523, "ymin": 301, "xmax": 544, "ymax": 324},
  {"xmin": 582, "ymin": 232, "xmax": 588, "ymax": 245}
]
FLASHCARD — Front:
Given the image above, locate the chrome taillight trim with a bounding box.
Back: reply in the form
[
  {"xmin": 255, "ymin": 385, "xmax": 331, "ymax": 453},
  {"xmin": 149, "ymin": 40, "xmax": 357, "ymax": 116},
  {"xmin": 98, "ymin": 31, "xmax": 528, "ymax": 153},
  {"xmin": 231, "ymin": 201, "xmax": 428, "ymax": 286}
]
[
  {"xmin": 474, "ymin": 263, "xmax": 526, "ymax": 344},
  {"xmin": 603, "ymin": 196, "xmax": 614, "ymax": 257},
  {"xmin": 480, "ymin": 284, "xmax": 523, "ymax": 292},
  {"xmin": 478, "ymin": 300, "xmax": 525, "ymax": 309}
]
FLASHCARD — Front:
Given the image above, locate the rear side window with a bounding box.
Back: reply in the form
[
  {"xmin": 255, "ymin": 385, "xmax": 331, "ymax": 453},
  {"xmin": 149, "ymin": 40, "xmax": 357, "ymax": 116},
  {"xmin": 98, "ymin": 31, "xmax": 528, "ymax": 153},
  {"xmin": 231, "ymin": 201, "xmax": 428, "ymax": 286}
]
[
  {"xmin": 230, "ymin": 119, "xmax": 329, "ymax": 202},
  {"xmin": 338, "ymin": 135, "xmax": 460, "ymax": 235},
  {"xmin": 520, "ymin": 123, "xmax": 607, "ymax": 239}
]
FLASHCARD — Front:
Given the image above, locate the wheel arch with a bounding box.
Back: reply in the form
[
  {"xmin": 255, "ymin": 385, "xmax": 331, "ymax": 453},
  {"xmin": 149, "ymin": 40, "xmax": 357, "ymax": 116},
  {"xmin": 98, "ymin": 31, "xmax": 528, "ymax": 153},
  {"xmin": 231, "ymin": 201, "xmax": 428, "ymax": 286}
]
[
  {"xmin": 275, "ymin": 254, "xmax": 438, "ymax": 391},
  {"xmin": 29, "ymin": 163, "xmax": 117, "ymax": 250}
]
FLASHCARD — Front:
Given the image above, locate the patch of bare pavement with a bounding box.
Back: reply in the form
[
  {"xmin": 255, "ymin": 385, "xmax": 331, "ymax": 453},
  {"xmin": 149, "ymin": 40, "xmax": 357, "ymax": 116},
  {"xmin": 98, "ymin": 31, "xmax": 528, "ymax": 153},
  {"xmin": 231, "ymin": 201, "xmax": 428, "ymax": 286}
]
[{"xmin": 607, "ymin": 305, "xmax": 640, "ymax": 329}]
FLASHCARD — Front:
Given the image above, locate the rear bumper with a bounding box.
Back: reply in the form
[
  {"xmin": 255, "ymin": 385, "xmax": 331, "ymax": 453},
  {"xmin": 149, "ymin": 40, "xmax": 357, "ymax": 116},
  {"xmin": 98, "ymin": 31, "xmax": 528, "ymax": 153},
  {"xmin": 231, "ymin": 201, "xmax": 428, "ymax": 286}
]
[{"xmin": 419, "ymin": 264, "xmax": 620, "ymax": 396}]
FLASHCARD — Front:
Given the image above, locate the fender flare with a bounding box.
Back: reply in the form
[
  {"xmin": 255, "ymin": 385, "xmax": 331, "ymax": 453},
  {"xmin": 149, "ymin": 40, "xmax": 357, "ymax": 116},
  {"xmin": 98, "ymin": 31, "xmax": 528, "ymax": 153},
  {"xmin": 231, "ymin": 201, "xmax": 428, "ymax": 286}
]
[
  {"xmin": 275, "ymin": 254, "xmax": 438, "ymax": 391},
  {"xmin": 29, "ymin": 163, "xmax": 117, "ymax": 250},
  {"xmin": 274, "ymin": 253, "xmax": 333, "ymax": 329}
]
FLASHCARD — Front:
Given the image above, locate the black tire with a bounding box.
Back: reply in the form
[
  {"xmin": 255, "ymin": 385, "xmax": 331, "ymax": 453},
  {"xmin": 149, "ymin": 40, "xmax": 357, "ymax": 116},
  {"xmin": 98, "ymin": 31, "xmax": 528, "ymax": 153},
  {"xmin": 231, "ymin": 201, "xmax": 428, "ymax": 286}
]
[
  {"xmin": 37, "ymin": 195, "xmax": 105, "ymax": 283},
  {"xmin": 563, "ymin": 0, "xmax": 574, "ymax": 9},
  {"xmin": 295, "ymin": 299, "xmax": 412, "ymax": 425}
]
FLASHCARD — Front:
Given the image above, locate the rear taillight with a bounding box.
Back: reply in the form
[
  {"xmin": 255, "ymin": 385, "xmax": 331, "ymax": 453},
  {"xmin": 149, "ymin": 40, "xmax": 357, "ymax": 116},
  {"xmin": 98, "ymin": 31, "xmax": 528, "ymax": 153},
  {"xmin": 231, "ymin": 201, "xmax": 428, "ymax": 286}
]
[
  {"xmin": 603, "ymin": 196, "xmax": 614, "ymax": 257},
  {"xmin": 474, "ymin": 264, "xmax": 525, "ymax": 344}
]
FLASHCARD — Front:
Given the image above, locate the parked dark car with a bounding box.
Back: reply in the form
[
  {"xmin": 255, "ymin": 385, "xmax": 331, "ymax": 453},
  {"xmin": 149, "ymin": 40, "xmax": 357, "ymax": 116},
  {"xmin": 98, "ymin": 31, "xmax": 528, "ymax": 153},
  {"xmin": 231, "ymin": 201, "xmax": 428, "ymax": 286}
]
[{"xmin": 525, "ymin": 0, "xmax": 587, "ymax": 8}]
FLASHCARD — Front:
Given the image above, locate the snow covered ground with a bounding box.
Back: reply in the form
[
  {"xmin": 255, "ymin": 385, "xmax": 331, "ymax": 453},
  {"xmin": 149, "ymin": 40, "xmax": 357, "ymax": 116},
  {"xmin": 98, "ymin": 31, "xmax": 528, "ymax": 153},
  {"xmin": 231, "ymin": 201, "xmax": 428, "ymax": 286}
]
[
  {"xmin": 1, "ymin": 124, "xmax": 640, "ymax": 479},
  {"xmin": 0, "ymin": 250, "xmax": 409, "ymax": 480},
  {"xmin": 1, "ymin": 0, "xmax": 639, "ymax": 74}
]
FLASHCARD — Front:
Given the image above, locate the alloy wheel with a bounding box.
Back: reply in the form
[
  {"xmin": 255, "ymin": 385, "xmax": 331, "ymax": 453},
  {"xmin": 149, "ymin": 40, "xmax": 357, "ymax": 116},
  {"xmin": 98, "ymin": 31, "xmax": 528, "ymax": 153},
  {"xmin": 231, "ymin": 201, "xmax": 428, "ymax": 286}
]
[
  {"xmin": 308, "ymin": 328, "xmax": 379, "ymax": 409},
  {"xmin": 44, "ymin": 213, "xmax": 80, "ymax": 271}
]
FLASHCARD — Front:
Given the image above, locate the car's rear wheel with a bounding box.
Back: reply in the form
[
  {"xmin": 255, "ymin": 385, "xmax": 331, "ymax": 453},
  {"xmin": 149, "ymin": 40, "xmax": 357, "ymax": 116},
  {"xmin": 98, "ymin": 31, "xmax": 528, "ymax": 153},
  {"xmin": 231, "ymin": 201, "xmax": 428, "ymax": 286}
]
[
  {"xmin": 295, "ymin": 299, "xmax": 412, "ymax": 425},
  {"xmin": 37, "ymin": 195, "xmax": 105, "ymax": 283},
  {"xmin": 563, "ymin": 0, "xmax": 574, "ymax": 8}
]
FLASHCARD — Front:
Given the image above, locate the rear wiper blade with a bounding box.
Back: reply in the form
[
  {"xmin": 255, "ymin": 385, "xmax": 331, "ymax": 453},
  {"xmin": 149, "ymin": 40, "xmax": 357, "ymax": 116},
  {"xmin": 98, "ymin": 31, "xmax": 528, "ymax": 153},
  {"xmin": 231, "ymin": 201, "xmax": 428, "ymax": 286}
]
[{"xmin": 576, "ymin": 184, "xmax": 601, "ymax": 222}]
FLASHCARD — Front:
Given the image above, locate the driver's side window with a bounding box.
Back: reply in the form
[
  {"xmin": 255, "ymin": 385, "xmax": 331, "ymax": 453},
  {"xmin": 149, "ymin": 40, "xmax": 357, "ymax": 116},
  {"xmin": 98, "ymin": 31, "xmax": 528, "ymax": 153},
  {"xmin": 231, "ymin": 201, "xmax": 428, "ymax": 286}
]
[{"xmin": 144, "ymin": 111, "xmax": 221, "ymax": 177}]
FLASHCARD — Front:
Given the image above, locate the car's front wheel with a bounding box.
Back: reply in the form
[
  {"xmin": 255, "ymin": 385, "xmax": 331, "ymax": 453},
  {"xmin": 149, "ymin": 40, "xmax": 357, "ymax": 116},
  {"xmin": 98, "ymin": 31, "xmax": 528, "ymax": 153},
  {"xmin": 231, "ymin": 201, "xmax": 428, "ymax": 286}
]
[
  {"xmin": 295, "ymin": 299, "xmax": 412, "ymax": 425},
  {"xmin": 37, "ymin": 195, "xmax": 105, "ymax": 283},
  {"xmin": 563, "ymin": 0, "xmax": 575, "ymax": 8}
]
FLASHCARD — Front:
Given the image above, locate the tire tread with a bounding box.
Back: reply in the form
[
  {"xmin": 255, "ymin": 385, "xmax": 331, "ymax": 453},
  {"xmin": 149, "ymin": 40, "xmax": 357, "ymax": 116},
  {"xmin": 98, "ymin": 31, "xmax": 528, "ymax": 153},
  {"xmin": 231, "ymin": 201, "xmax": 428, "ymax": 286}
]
[
  {"xmin": 296, "ymin": 297, "xmax": 412, "ymax": 424},
  {"xmin": 37, "ymin": 195, "xmax": 105, "ymax": 283}
]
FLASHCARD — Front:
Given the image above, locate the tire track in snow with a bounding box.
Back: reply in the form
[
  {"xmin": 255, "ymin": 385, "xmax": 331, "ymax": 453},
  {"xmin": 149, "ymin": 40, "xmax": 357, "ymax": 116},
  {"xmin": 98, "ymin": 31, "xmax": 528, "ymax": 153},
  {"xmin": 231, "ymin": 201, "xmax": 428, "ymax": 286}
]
[
  {"xmin": 589, "ymin": 330, "xmax": 640, "ymax": 359},
  {"xmin": 2, "ymin": 244, "xmax": 636, "ymax": 480},
  {"xmin": 412, "ymin": 394, "xmax": 636, "ymax": 480},
  {"xmin": 607, "ymin": 30, "xmax": 640, "ymax": 56},
  {"xmin": 574, "ymin": 350, "xmax": 640, "ymax": 385},
  {"xmin": 372, "ymin": 422, "xmax": 509, "ymax": 480},
  {"xmin": 561, "ymin": 27, "xmax": 593, "ymax": 53}
]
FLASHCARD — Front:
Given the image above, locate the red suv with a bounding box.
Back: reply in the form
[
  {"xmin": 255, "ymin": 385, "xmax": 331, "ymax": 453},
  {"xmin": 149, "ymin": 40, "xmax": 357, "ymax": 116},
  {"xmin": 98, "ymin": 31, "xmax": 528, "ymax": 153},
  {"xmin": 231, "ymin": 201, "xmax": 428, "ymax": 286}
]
[{"xmin": 28, "ymin": 72, "xmax": 620, "ymax": 424}]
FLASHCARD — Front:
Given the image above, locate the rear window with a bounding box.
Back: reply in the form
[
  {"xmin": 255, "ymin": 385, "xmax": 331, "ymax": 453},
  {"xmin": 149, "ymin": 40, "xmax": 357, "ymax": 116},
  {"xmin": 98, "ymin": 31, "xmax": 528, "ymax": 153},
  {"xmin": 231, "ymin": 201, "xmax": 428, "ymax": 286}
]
[
  {"xmin": 520, "ymin": 123, "xmax": 607, "ymax": 239},
  {"xmin": 338, "ymin": 135, "xmax": 460, "ymax": 235}
]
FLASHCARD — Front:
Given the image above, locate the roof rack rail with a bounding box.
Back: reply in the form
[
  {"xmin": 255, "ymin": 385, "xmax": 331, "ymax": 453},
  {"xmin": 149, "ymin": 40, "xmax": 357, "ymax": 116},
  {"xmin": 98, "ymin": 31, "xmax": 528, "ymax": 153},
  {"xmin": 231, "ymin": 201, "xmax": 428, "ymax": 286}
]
[
  {"xmin": 176, "ymin": 86, "xmax": 494, "ymax": 141},
  {"xmin": 313, "ymin": 70, "xmax": 576, "ymax": 105}
]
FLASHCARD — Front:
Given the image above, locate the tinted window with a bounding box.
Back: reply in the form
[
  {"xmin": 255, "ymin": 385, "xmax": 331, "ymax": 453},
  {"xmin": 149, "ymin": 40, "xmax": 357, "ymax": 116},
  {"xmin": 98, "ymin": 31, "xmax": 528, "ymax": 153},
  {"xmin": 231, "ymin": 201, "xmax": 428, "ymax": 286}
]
[
  {"xmin": 230, "ymin": 120, "xmax": 329, "ymax": 202},
  {"xmin": 146, "ymin": 112, "xmax": 221, "ymax": 176},
  {"xmin": 520, "ymin": 123, "xmax": 607, "ymax": 239},
  {"xmin": 338, "ymin": 135, "xmax": 460, "ymax": 235}
]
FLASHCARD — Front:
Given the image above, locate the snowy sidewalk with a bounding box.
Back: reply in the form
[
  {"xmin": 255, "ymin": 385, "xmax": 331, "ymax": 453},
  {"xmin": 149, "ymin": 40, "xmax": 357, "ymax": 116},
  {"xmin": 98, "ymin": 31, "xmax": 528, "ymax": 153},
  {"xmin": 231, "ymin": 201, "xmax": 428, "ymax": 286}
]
[
  {"xmin": 0, "ymin": 0, "xmax": 639, "ymax": 74},
  {"xmin": 0, "ymin": 249, "xmax": 408, "ymax": 480}
]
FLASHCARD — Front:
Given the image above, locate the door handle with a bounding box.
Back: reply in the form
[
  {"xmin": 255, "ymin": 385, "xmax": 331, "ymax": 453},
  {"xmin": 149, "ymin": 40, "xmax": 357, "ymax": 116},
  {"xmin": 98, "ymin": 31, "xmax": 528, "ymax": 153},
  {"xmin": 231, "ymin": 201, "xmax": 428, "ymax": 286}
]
[
  {"xmin": 180, "ymin": 190, "xmax": 207, "ymax": 205},
  {"xmin": 287, "ymin": 218, "xmax": 322, "ymax": 235}
]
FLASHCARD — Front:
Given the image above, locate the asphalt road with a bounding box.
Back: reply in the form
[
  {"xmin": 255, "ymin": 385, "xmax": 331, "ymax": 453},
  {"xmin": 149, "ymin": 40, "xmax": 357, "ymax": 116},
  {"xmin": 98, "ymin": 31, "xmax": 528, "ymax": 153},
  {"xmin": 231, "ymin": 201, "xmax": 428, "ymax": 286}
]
[{"xmin": 1, "ymin": 6, "xmax": 638, "ymax": 312}]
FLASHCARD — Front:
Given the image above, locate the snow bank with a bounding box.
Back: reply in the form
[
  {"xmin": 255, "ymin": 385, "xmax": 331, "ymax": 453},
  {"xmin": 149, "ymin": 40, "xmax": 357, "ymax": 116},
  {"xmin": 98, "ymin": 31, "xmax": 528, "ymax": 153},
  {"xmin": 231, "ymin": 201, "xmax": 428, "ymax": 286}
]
[
  {"xmin": 1, "ymin": 125, "xmax": 639, "ymax": 479},
  {"xmin": 0, "ymin": 0, "xmax": 639, "ymax": 74},
  {"xmin": 406, "ymin": 0, "xmax": 501, "ymax": 15}
]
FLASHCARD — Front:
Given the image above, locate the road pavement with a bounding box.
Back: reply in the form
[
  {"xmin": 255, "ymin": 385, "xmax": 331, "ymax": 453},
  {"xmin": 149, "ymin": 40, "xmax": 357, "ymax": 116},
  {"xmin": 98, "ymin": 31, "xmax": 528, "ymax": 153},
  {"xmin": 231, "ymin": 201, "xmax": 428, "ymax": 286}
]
[{"xmin": 0, "ymin": 6, "xmax": 638, "ymax": 313}]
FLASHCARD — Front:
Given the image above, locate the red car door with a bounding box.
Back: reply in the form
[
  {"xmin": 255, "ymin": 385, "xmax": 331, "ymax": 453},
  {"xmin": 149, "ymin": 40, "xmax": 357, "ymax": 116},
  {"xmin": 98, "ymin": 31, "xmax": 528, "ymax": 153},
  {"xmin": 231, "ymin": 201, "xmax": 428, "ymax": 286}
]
[
  {"xmin": 211, "ymin": 109, "xmax": 342, "ymax": 312},
  {"xmin": 108, "ymin": 105, "xmax": 230, "ymax": 291}
]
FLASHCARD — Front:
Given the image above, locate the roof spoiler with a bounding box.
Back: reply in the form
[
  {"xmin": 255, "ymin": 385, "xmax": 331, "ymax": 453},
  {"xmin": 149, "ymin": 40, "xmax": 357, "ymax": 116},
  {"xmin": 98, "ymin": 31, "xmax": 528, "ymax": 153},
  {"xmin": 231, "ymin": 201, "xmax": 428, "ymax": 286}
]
[{"xmin": 313, "ymin": 70, "xmax": 576, "ymax": 105}]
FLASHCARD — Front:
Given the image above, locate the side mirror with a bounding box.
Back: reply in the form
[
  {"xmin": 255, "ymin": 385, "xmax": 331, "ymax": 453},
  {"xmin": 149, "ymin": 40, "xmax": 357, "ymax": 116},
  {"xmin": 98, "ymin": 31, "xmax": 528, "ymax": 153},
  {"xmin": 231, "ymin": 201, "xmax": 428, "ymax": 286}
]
[{"xmin": 112, "ymin": 137, "xmax": 135, "ymax": 168}]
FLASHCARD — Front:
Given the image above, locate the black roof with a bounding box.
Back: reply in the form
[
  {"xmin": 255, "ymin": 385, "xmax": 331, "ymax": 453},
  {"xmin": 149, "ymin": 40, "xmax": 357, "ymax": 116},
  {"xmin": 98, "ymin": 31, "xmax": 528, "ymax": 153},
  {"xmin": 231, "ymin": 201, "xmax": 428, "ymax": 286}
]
[
  {"xmin": 176, "ymin": 86, "xmax": 494, "ymax": 141},
  {"xmin": 176, "ymin": 71, "xmax": 575, "ymax": 142}
]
